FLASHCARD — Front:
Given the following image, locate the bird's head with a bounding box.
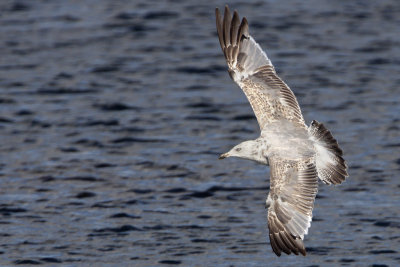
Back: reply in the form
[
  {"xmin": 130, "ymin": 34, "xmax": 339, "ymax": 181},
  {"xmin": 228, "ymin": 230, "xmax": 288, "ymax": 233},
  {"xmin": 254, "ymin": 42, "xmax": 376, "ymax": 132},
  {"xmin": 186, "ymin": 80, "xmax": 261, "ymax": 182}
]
[
  {"xmin": 219, "ymin": 140, "xmax": 257, "ymax": 159},
  {"xmin": 219, "ymin": 143, "xmax": 245, "ymax": 159},
  {"xmin": 219, "ymin": 140, "xmax": 268, "ymax": 165}
]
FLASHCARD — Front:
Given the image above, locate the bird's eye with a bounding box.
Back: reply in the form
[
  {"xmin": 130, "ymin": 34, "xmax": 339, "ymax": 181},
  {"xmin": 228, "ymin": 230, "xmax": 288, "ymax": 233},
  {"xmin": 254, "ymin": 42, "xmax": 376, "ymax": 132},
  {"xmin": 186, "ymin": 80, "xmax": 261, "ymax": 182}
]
[{"xmin": 236, "ymin": 148, "xmax": 241, "ymax": 152}]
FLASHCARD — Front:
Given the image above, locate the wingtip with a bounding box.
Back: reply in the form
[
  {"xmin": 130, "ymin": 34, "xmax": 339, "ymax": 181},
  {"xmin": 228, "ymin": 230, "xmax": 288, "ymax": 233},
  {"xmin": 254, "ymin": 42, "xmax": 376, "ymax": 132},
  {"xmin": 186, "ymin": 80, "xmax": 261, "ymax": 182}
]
[
  {"xmin": 299, "ymin": 247, "xmax": 307, "ymax": 257},
  {"xmin": 293, "ymin": 237, "xmax": 307, "ymax": 256},
  {"xmin": 242, "ymin": 17, "xmax": 249, "ymax": 29},
  {"xmin": 232, "ymin": 10, "xmax": 239, "ymax": 21},
  {"xmin": 240, "ymin": 17, "xmax": 250, "ymax": 39},
  {"xmin": 215, "ymin": 7, "xmax": 220, "ymax": 19}
]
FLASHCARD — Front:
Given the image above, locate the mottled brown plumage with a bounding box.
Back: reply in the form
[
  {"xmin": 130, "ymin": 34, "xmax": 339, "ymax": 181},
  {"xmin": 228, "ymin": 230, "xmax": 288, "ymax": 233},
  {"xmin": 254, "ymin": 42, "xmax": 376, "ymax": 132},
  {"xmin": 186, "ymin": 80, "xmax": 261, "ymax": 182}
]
[
  {"xmin": 216, "ymin": 6, "xmax": 305, "ymax": 131},
  {"xmin": 216, "ymin": 6, "xmax": 348, "ymax": 257}
]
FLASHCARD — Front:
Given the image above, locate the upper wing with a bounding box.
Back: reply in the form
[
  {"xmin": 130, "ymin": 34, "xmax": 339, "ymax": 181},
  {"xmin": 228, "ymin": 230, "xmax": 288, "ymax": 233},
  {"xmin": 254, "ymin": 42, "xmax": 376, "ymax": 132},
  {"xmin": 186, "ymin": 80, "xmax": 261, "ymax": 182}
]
[
  {"xmin": 216, "ymin": 6, "xmax": 305, "ymax": 130},
  {"xmin": 266, "ymin": 156, "xmax": 318, "ymax": 256}
]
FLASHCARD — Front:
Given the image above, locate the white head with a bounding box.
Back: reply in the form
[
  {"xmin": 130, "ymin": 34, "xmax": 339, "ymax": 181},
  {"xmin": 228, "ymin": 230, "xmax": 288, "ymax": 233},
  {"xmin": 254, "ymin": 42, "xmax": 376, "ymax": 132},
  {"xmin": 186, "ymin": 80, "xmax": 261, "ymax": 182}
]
[{"xmin": 219, "ymin": 139, "xmax": 268, "ymax": 165}]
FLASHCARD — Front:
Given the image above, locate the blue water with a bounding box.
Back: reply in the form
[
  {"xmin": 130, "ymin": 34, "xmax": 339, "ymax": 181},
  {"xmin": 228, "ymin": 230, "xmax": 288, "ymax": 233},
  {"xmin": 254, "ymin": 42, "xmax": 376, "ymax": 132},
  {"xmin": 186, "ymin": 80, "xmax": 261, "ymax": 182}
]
[{"xmin": 0, "ymin": 0, "xmax": 399, "ymax": 266}]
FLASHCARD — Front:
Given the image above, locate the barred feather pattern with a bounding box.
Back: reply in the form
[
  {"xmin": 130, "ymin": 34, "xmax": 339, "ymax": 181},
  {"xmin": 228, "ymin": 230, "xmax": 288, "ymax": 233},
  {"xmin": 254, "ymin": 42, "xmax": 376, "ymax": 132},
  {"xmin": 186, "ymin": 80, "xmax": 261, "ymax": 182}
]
[
  {"xmin": 309, "ymin": 120, "xmax": 348, "ymax": 185},
  {"xmin": 216, "ymin": 6, "xmax": 305, "ymax": 130},
  {"xmin": 267, "ymin": 157, "xmax": 318, "ymax": 256}
]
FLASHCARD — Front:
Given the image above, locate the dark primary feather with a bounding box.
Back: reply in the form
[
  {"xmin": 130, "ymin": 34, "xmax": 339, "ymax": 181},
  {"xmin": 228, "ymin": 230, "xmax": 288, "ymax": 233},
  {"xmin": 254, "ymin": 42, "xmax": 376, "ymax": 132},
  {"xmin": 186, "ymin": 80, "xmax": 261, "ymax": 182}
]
[
  {"xmin": 268, "ymin": 213, "xmax": 306, "ymax": 256},
  {"xmin": 215, "ymin": 9, "xmax": 224, "ymax": 49},
  {"xmin": 230, "ymin": 12, "xmax": 240, "ymax": 47},
  {"xmin": 215, "ymin": 6, "xmax": 249, "ymax": 70},
  {"xmin": 223, "ymin": 6, "xmax": 231, "ymax": 48}
]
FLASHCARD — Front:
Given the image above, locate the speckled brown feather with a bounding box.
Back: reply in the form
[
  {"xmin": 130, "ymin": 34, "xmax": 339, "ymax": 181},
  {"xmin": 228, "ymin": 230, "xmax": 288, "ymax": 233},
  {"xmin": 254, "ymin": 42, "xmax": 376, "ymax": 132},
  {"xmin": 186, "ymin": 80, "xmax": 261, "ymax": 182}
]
[
  {"xmin": 267, "ymin": 157, "xmax": 318, "ymax": 256},
  {"xmin": 242, "ymin": 65, "xmax": 305, "ymax": 129},
  {"xmin": 216, "ymin": 6, "xmax": 306, "ymax": 130}
]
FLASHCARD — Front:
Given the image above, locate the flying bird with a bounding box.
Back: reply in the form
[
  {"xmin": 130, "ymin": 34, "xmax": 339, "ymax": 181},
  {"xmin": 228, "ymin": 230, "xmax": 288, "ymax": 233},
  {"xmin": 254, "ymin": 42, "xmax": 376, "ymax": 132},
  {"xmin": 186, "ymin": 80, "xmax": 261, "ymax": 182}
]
[{"xmin": 215, "ymin": 6, "xmax": 348, "ymax": 256}]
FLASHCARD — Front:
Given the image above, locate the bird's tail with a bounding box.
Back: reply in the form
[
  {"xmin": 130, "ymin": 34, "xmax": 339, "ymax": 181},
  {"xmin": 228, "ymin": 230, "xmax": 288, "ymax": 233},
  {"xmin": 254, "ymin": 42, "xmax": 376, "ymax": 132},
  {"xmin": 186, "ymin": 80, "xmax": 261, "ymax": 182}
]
[{"xmin": 308, "ymin": 120, "xmax": 348, "ymax": 185}]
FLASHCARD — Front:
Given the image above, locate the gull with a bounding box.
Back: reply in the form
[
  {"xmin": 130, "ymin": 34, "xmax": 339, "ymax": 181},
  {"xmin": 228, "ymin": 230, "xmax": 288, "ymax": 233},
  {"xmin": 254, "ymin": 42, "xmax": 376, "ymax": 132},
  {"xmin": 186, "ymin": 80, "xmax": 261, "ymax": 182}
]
[{"xmin": 215, "ymin": 6, "xmax": 348, "ymax": 256}]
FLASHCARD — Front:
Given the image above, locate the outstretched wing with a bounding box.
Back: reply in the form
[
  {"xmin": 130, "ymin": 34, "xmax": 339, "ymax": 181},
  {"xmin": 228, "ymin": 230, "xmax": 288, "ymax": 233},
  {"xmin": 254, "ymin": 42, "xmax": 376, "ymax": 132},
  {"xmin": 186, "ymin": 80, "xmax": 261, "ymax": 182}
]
[
  {"xmin": 216, "ymin": 6, "xmax": 305, "ymax": 130},
  {"xmin": 266, "ymin": 156, "xmax": 318, "ymax": 256}
]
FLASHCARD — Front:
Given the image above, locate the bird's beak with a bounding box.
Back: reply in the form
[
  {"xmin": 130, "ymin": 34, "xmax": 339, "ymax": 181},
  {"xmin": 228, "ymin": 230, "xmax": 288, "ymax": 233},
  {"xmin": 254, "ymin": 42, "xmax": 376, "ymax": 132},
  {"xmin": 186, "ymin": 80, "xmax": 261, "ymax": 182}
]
[{"xmin": 219, "ymin": 153, "xmax": 228, "ymax": 159}]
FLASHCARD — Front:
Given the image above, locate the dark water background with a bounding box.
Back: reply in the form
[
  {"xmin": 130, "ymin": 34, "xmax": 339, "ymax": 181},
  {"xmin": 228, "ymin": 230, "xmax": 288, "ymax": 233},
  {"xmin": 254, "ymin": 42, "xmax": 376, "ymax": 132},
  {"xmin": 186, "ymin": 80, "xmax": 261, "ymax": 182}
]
[{"xmin": 0, "ymin": 0, "xmax": 399, "ymax": 266}]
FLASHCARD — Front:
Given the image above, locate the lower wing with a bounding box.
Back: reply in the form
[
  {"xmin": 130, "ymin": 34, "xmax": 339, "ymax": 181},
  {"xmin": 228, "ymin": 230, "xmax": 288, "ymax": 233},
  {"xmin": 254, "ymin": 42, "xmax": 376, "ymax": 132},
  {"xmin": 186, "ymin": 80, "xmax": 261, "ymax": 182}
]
[{"xmin": 266, "ymin": 156, "xmax": 318, "ymax": 256}]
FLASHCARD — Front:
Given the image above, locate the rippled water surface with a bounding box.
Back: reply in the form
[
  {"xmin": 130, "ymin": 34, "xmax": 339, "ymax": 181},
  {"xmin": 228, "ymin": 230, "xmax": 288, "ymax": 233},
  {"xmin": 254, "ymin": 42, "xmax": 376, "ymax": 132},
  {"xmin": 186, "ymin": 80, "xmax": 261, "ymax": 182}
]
[{"xmin": 0, "ymin": 0, "xmax": 399, "ymax": 266}]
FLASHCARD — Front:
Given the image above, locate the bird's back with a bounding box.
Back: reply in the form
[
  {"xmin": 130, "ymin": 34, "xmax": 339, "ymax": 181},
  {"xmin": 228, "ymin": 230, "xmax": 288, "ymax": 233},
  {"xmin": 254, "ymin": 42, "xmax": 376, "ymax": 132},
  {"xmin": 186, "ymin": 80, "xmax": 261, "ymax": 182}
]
[{"xmin": 262, "ymin": 120, "xmax": 314, "ymax": 161}]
